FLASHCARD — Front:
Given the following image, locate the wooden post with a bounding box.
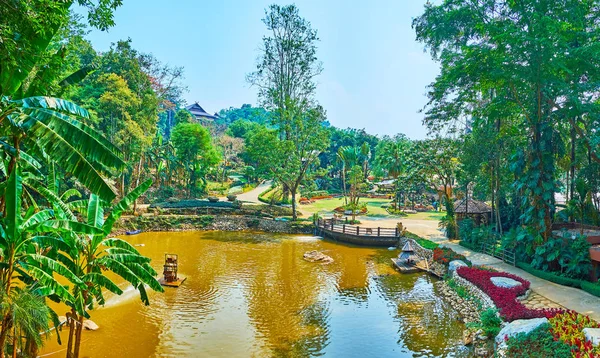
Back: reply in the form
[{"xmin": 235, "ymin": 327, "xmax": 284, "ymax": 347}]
[
  {"xmin": 356, "ymin": 226, "xmax": 360, "ymax": 235},
  {"xmin": 343, "ymin": 225, "xmax": 346, "ymax": 233},
  {"xmin": 395, "ymin": 227, "xmax": 399, "ymax": 237},
  {"xmin": 331, "ymin": 221, "xmax": 334, "ymax": 231},
  {"xmin": 378, "ymin": 227, "xmax": 381, "ymax": 237}
]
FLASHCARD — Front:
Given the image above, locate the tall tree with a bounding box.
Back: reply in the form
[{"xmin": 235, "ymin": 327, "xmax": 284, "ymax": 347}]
[
  {"xmin": 247, "ymin": 4, "xmax": 329, "ymax": 219},
  {"xmin": 413, "ymin": 0, "xmax": 600, "ymax": 241}
]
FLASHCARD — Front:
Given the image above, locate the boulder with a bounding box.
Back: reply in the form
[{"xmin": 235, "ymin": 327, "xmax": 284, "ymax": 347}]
[
  {"xmin": 303, "ymin": 250, "xmax": 334, "ymax": 264},
  {"xmin": 83, "ymin": 320, "xmax": 99, "ymax": 331},
  {"xmin": 495, "ymin": 318, "xmax": 547, "ymax": 347},
  {"xmin": 583, "ymin": 328, "xmax": 600, "ymax": 347},
  {"xmin": 448, "ymin": 260, "xmax": 467, "ymax": 273},
  {"xmin": 491, "ymin": 276, "xmax": 522, "ymax": 289}
]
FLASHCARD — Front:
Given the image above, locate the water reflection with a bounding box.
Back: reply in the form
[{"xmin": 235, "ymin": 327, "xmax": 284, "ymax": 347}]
[{"xmin": 40, "ymin": 231, "xmax": 466, "ymax": 357}]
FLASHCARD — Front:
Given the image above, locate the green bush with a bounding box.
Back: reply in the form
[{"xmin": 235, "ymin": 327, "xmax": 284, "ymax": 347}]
[
  {"xmin": 480, "ymin": 309, "xmax": 502, "ymax": 338},
  {"xmin": 581, "ymin": 281, "xmax": 600, "ymax": 297},
  {"xmin": 416, "ymin": 238, "xmax": 439, "ymax": 250},
  {"xmin": 517, "ymin": 262, "xmax": 600, "ymax": 298},
  {"xmin": 505, "ymin": 324, "xmax": 572, "ymax": 358},
  {"xmin": 516, "ymin": 262, "xmax": 582, "ymax": 287},
  {"xmin": 459, "ymin": 240, "xmax": 479, "ymax": 252}
]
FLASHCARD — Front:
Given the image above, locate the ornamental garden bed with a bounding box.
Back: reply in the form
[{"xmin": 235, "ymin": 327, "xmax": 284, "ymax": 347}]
[{"xmin": 456, "ymin": 266, "xmax": 562, "ymax": 322}]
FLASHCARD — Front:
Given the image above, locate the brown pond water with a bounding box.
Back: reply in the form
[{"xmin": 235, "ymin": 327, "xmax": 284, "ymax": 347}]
[{"xmin": 40, "ymin": 231, "xmax": 468, "ymax": 357}]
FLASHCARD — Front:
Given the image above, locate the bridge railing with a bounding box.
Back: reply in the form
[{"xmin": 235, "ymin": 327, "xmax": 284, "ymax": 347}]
[{"xmin": 316, "ymin": 218, "xmax": 399, "ymax": 238}]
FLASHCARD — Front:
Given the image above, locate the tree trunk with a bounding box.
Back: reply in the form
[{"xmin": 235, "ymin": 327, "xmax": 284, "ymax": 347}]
[
  {"xmin": 291, "ymin": 186, "xmax": 297, "ymax": 220},
  {"xmin": 73, "ymin": 314, "xmax": 84, "ymax": 358}
]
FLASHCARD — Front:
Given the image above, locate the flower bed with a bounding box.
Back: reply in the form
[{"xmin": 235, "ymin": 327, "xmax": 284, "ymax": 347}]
[
  {"xmin": 549, "ymin": 311, "xmax": 600, "ymax": 357},
  {"xmin": 456, "ymin": 266, "xmax": 563, "ymax": 322},
  {"xmin": 433, "ymin": 247, "xmax": 472, "ymax": 266}
]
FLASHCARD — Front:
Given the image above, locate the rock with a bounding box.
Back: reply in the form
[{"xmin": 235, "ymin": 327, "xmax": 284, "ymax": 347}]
[
  {"xmin": 303, "ymin": 251, "xmax": 334, "ymax": 264},
  {"xmin": 583, "ymin": 328, "xmax": 600, "ymax": 346},
  {"xmin": 448, "ymin": 260, "xmax": 467, "ymax": 273},
  {"xmin": 491, "ymin": 276, "xmax": 522, "ymax": 289},
  {"xmin": 463, "ymin": 330, "xmax": 474, "ymax": 345},
  {"xmin": 83, "ymin": 320, "xmax": 99, "ymax": 331},
  {"xmin": 495, "ymin": 318, "xmax": 548, "ymax": 347},
  {"xmin": 474, "ymin": 347, "xmax": 488, "ymax": 357}
]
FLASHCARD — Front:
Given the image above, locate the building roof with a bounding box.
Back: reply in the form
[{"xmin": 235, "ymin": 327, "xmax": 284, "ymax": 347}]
[
  {"xmin": 185, "ymin": 103, "xmax": 217, "ymax": 121},
  {"xmin": 454, "ymin": 198, "xmax": 492, "ymax": 214}
]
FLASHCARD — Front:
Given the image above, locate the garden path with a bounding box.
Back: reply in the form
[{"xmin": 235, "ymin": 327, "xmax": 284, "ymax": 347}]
[
  {"xmin": 237, "ymin": 180, "xmax": 272, "ymax": 203},
  {"xmin": 433, "ymin": 236, "xmax": 600, "ymax": 322}
]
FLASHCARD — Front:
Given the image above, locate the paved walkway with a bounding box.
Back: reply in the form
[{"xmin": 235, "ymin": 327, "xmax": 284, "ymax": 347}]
[
  {"xmin": 236, "ymin": 181, "xmax": 272, "ymax": 204},
  {"xmin": 437, "ymin": 238, "xmax": 600, "ymax": 322},
  {"xmin": 397, "ymin": 218, "xmax": 600, "ymax": 321}
]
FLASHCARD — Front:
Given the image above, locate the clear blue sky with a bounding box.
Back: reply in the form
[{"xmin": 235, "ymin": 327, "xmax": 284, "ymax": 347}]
[{"xmin": 79, "ymin": 0, "xmax": 438, "ymax": 139}]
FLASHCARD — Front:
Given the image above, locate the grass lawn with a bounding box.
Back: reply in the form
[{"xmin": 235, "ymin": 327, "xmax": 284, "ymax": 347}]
[
  {"xmin": 301, "ymin": 198, "xmax": 393, "ymax": 216},
  {"xmin": 300, "ymin": 197, "xmax": 445, "ymax": 222}
]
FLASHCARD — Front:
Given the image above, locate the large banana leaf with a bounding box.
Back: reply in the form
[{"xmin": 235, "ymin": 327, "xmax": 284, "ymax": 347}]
[
  {"xmin": 103, "ymin": 179, "xmax": 152, "ymax": 234},
  {"xmin": 29, "ymin": 254, "xmax": 83, "ymax": 286},
  {"xmin": 19, "ymin": 115, "xmax": 117, "ymax": 201},
  {"xmin": 24, "ymin": 180, "xmax": 76, "ymax": 220},
  {"xmin": 83, "ymin": 273, "xmax": 123, "ymax": 295},
  {"xmin": 14, "ymin": 97, "xmax": 90, "ymax": 118},
  {"xmin": 58, "ymin": 65, "xmax": 98, "ymax": 88},
  {"xmin": 87, "ymin": 194, "xmax": 104, "ymax": 229},
  {"xmin": 28, "ymin": 220, "xmax": 103, "ymax": 236},
  {"xmin": 22, "ymin": 107, "xmax": 124, "ymax": 170}
]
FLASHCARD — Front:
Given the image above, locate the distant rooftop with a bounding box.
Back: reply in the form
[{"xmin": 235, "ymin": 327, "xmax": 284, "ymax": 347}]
[{"xmin": 185, "ymin": 102, "xmax": 217, "ymax": 121}]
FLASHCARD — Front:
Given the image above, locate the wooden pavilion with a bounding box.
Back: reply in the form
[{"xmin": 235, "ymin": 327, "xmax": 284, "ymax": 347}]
[
  {"xmin": 454, "ymin": 198, "xmax": 492, "ymax": 226},
  {"xmin": 185, "ymin": 102, "xmax": 218, "ymax": 123}
]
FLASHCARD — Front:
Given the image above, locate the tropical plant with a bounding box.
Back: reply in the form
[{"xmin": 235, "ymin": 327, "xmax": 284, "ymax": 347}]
[{"xmin": 58, "ymin": 179, "xmax": 163, "ymax": 357}]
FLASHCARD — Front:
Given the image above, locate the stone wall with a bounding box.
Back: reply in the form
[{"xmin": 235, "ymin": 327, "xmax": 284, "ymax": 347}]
[
  {"xmin": 114, "ymin": 215, "xmax": 314, "ymax": 236},
  {"xmin": 451, "ymin": 270, "xmax": 496, "ymax": 311}
]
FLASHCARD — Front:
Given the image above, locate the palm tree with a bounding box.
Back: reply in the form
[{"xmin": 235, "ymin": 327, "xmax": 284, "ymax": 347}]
[
  {"xmin": 0, "ymin": 286, "xmax": 53, "ymax": 358},
  {"xmin": 337, "ymin": 146, "xmax": 358, "ymax": 205}
]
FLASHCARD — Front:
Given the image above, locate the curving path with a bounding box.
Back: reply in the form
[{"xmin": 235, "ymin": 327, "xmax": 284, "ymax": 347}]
[
  {"xmin": 236, "ymin": 180, "xmax": 272, "ymax": 204},
  {"xmin": 428, "ymin": 235, "xmax": 600, "ymax": 322}
]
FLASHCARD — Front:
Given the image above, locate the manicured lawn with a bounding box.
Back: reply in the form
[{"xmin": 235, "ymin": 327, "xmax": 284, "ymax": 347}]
[{"xmin": 301, "ymin": 197, "xmax": 393, "ymax": 216}]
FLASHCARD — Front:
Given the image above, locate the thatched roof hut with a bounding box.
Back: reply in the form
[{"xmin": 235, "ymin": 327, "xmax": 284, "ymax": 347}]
[{"xmin": 454, "ymin": 198, "xmax": 491, "ymax": 226}]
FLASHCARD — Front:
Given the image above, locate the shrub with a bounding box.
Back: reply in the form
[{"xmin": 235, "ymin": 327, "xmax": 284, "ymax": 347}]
[
  {"xmin": 516, "ymin": 262, "xmax": 600, "ymax": 299},
  {"xmin": 415, "ymin": 238, "xmax": 439, "ymax": 250},
  {"xmin": 581, "ymin": 281, "xmax": 600, "ymax": 298},
  {"xmin": 433, "ymin": 247, "xmax": 472, "ymax": 266},
  {"xmin": 517, "ymin": 262, "xmax": 582, "ymax": 287},
  {"xmin": 480, "ymin": 308, "xmax": 502, "ymax": 338},
  {"xmin": 505, "ymin": 324, "xmax": 573, "ymax": 358},
  {"xmin": 456, "ymin": 266, "xmax": 562, "ymax": 321},
  {"xmin": 548, "ymin": 311, "xmax": 600, "ymax": 357}
]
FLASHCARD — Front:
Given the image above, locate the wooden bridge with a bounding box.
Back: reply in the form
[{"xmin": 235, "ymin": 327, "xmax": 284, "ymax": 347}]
[{"xmin": 315, "ymin": 218, "xmax": 400, "ymax": 247}]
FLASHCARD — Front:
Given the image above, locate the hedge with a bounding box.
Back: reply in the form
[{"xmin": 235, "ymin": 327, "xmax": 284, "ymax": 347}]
[
  {"xmin": 517, "ymin": 261, "xmax": 600, "ymax": 298},
  {"xmin": 459, "ymin": 240, "xmax": 479, "ymax": 252}
]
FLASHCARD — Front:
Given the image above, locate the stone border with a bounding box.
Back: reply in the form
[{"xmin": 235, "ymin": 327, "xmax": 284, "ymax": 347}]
[
  {"xmin": 450, "ymin": 270, "xmax": 496, "ymax": 311},
  {"xmin": 113, "ymin": 215, "xmax": 314, "ymax": 236}
]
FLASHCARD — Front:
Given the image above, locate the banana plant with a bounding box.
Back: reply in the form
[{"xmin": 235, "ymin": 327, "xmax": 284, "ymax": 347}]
[
  {"xmin": 0, "ymin": 164, "xmax": 103, "ymax": 356},
  {"xmin": 56, "ymin": 178, "xmax": 163, "ymax": 358},
  {"xmin": 0, "ymin": 96, "xmax": 125, "ymax": 202}
]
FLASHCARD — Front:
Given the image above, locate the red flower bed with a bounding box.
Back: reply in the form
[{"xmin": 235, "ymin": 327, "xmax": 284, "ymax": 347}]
[
  {"xmin": 456, "ymin": 266, "xmax": 563, "ymax": 322},
  {"xmin": 433, "ymin": 247, "xmax": 472, "ymax": 266}
]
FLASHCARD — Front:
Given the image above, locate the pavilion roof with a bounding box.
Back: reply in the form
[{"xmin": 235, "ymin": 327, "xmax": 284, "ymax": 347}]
[{"xmin": 185, "ymin": 102, "xmax": 217, "ymax": 120}]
